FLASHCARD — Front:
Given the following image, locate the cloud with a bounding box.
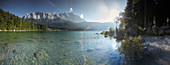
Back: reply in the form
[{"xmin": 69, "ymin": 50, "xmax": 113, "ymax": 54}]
[
  {"xmin": 80, "ymin": 14, "xmax": 84, "ymax": 19},
  {"xmin": 70, "ymin": 8, "xmax": 73, "ymax": 12}
]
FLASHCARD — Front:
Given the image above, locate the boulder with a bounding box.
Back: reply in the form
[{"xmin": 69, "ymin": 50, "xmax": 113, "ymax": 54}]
[
  {"xmin": 146, "ymin": 27, "xmax": 153, "ymax": 34},
  {"xmin": 165, "ymin": 29, "xmax": 170, "ymax": 34},
  {"xmin": 158, "ymin": 29, "xmax": 165, "ymax": 35},
  {"xmin": 152, "ymin": 25, "xmax": 159, "ymax": 35}
]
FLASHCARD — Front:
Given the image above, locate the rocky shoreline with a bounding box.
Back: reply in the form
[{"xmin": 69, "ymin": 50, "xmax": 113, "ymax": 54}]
[
  {"xmin": 137, "ymin": 36, "xmax": 170, "ymax": 65},
  {"xmin": 102, "ymin": 28, "xmax": 170, "ymax": 65}
]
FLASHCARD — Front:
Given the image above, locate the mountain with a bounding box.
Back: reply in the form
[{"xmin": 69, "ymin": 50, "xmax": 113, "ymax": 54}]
[
  {"xmin": 23, "ymin": 12, "xmax": 115, "ymax": 31},
  {"xmin": 23, "ymin": 12, "xmax": 85, "ymax": 23},
  {"xmin": 0, "ymin": 9, "xmax": 47, "ymax": 31}
]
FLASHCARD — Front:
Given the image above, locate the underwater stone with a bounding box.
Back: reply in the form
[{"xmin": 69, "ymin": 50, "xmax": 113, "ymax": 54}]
[
  {"xmin": 34, "ymin": 50, "xmax": 48, "ymax": 59},
  {"xmin": 87, "ymin": 49, "xmax": 93, "ymax": 53},
  {"xmin": 5, "ymin": 43, "xmax": 15, "ymax": 46},
  {"xmin": 33, "ymin": 37, "xmax": 40, "ymax": 39},
  {"xmin": 13, "ymin": 37, "xmax": 18, "ymax": 39},
  {"xmin": 50, "ymin": 41, "xmax": 54, "ymax": 42},
  {"xmin": 60, "ymin": 39, "xmax": 68, "ymax": 41},
  {"xmin": 75, "ymin": 40, "xmax": 83, "ymax": 44},
  {"xmin": 28, "ymin": 40, "xmax": 34, "ymax": 42},
  {"xmin": 0, "ymin": 53, "xmax": 4, "ymax": 61},
  {"xmin": 4, "ymin": 43, "xmax": 15, "ymax": 51},
  {"xmin": 13, "ymin": 49, "xmax": 22, "ymax": 54}
]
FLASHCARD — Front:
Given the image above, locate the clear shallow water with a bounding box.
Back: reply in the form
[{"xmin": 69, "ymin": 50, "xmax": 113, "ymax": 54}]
[{"xmin": 0, "ymin": 31, "xmax": 124, "ymax": 65}]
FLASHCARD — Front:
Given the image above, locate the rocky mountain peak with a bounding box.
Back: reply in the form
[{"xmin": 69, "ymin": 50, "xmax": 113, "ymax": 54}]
[{"xmin": 23, "ymin": 12, "xmax": 85, "ymax": 23}]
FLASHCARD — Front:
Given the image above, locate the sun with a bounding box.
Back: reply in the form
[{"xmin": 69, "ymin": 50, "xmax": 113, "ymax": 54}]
[
  {"xmin": 111, "ymin": 8, "xmax": 120, "ymax": 21},
  {"xmin": 98, "ymin": 8, "xmax": 121, "ymax": 22}
]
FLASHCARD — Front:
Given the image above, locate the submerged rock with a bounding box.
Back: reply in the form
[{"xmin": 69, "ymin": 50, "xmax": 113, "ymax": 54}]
[
  {"xmin": 5, "ymin": 43, "xmax": 15, "ymax": 46},
  {"xmin": 46, "ymin": 40, "xmax": 49, "ymax": 42},
  {"xmin": 13, "ymin": 37, "xmax": 18, "ymax": 39},
  {"xmin": 75, "ymin": 40, "xmax": 83, "ymax": 44},
  {"xmin": 34, "ymin": 50, "xmax": 48, "ymax": 59},
  {"xmin": 33, "ymin": 37, "xmax": 40, "ymax": 39},
  {"xmin": 0, "ymin": 53, "xmax": 4, "ymax": 61},
  {"xmin": 42, "ymin": 37, "xmax": 46, "ymax": 40},
  {"xmin": 87, "ymin": 48, "xmax": 101, "ymax": 53},
  {"xmin": 4, "ymin": 43, "xmax": 15, "ymax": 51},
  {"xmin": 50, "ymin": 41, "xmax": 54, "ymax": 42},
  {"xmin": 87, "ymin": 49, "xmax": 93, "ymax": 53},
  {"xmin": 13, "ymin": 49, "xmax": 22, "ymax": 54},
  {"xmin": 60, "ymin": 39, "xmax": 68, "ymax": 41},
  {"xmin": 16, "ymin": 44, "xmax": 23, "ymax": 48},
  {"xmin": 28, "ymin": 40, "xmax": 34, "ymax": 42},
  {"xmin": 0, "ymin": 40, "xmax": 4, "ymax": 42}
]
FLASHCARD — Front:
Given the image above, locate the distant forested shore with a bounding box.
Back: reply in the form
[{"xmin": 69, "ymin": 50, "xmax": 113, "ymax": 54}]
[{"xmin": 0, "ymin": 9, "xmax": 47, "ymax": 31}]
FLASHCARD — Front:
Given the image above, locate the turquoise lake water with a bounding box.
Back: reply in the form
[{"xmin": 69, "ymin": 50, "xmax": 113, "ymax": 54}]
[{"xmin": 0, "ymin": 31, "xmax": 124, "ymax": 65}]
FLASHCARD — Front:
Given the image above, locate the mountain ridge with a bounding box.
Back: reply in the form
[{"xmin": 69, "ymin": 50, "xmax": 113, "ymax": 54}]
[
  {"xmin": 23, "ymin": 11, "xmax": 115, "ymax": 31},
  {"xmin": 23, "ymin": 12, "xmax": 86, "ymax": 23}
]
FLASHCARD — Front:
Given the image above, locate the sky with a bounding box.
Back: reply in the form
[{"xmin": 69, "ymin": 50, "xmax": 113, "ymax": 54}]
[{"xmin": 0, "ymin": 0, "xmax": 127, "ymax": 22}]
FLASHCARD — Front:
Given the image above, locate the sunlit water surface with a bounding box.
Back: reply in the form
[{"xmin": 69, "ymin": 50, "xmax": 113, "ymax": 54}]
[{"xmin": 0, "ymin": 31, "xmax": 124, "ymax": 65}]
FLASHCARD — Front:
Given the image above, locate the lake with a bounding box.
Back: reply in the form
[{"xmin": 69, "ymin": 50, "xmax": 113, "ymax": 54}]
[{"xmin": 0, "ymin": 31, "xmax": 124, "ymax": 65}]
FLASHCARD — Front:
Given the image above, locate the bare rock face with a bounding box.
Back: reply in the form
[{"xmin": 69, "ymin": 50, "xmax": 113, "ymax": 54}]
[{"xmin": 23, "ymin": 12, "xmax": 85, "ymax": 23}]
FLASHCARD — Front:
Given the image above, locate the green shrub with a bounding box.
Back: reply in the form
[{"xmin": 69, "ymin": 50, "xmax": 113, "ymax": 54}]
[{"xmin": 119, "ymin": 34, "xmax": 147, "ymax": 63}]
